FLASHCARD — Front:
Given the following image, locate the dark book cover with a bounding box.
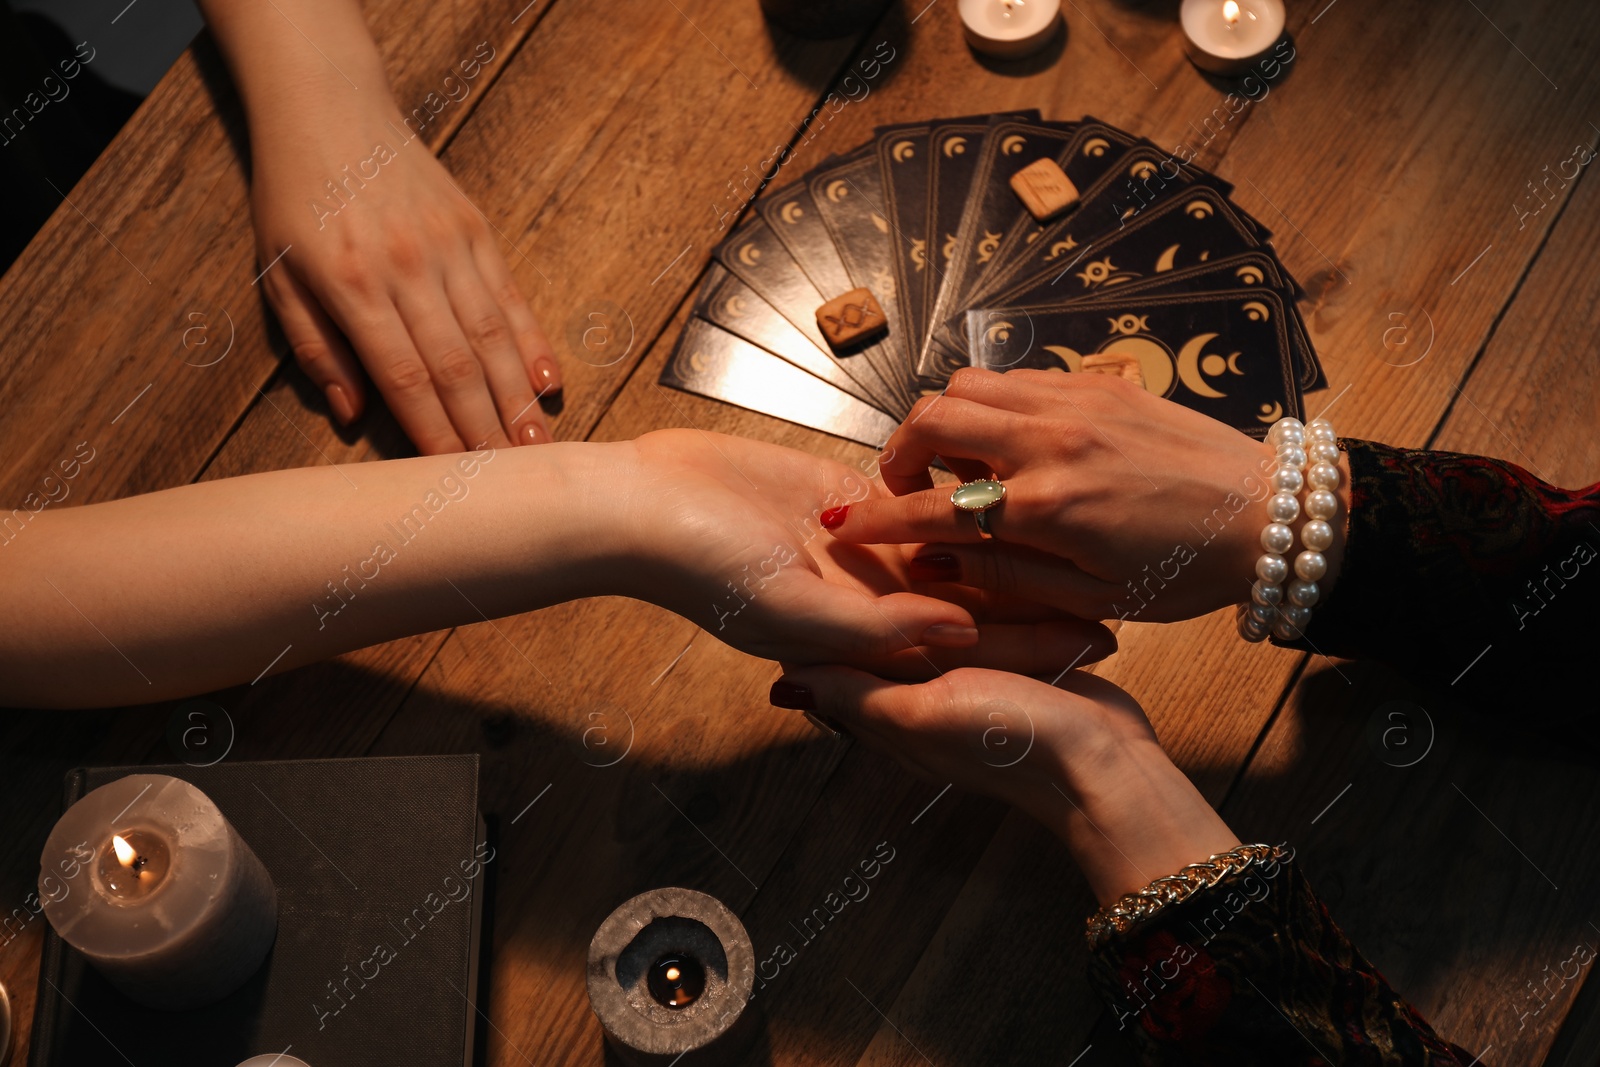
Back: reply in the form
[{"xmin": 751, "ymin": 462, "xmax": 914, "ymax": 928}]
[{"xmin": 29, "ymin": 754, "xmax": 493, "ymax": 1067}]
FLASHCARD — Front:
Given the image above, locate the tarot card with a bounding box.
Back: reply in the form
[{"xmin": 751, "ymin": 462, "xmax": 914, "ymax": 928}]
[
  {"xmin": 712, "ymin": 213, "xmax": 902, "ymax": 413},
  {"xmin": 661, "ymin": 318, "xmax": 900, "ymax": 447},
  {"xmin": 693, "ymin": 264, "xmax": 884, "ymax": 407},
  {"xmin": 964, "ymin": 288, "xmax": 1301, "ymax": 436},
  {"xmin": 806, "ymin": 152, "xmax": 921, "ymax": 413}
]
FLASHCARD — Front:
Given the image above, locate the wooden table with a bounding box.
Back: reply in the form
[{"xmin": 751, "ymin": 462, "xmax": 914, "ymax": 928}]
[{"xmin": 4, "ymin": 0, "xmax": 1599, "ymax": 1062}]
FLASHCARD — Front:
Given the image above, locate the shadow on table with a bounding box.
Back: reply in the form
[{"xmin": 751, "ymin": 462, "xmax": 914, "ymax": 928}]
[{"xmin": 3, "ymin": 647, "xmax": 1597, "ymax": 1065}]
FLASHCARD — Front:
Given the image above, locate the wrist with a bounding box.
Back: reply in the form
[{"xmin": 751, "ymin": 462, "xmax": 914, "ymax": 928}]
[{"xmin": 1038, "ymin": 735, "xmax": 1240, "ymax": 907}]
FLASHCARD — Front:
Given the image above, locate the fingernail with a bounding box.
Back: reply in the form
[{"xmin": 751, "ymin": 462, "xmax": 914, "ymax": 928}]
[
  {"xmin": 921, "ymin": 623, "xmax": 980, "ymax": 648},
  {"xmin": 909, "ymin": 552, "xmax": 961, "ymax": 581},
  {"xmin": 803, "ymin": 711, "xmax": 850, "ymax": 739},
  {"xmin": 324, "ymin": 383, "xmax": 354, "ymax": 425},
  {"xmin": 519, "ymin": 422, "xmax": 549, "ymax": 445},
  {"xmin": 534, "ymin": 357, "xmax": 562, "ymax": 397},
  {"xmin": 769, "ymin": 680, "xmax": 814, "ymax": 710},
  {"xmin": 820, "ymin": 506, "xmax": 849, "ymax": 530}
]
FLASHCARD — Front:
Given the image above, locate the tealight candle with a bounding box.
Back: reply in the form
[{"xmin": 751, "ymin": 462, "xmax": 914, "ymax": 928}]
[
  {"xmin": 959, "ymin": 0, "xmax": 1062, "ymax": 60},
  {"xmin": 1181, "ymin": 0, "xmax": 1286, "ymax": 76},
  {"xmin": 38, "ymin": 774, "xmax": 278, "ymax": 1010},
  {"xmin": 588, "ymin": 888, "xmax": 757, "ymax": 1066}
]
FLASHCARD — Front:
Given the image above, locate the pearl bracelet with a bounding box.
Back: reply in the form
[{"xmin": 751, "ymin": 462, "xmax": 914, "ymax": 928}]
[{"xmin": 1238, "ymin": 416, "xmax": 1340, "ymax": 643}]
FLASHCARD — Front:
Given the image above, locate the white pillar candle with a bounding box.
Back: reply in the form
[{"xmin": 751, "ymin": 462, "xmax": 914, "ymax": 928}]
[
  {"xmin": 959, "ymin": 0, "xmax": 1062, "ymax": 59},
  {"xmin": 1180, "ymin": 0, "xmax": 1286, "ymax": 76},
  {"xmin": 38, "ymin": 774, "xmax": 278, "ymax": 1010}
]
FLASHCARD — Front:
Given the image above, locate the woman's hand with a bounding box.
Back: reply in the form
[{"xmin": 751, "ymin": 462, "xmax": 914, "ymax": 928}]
[
  {"xmin": 822, "ymin": 368, "xmax": 1327, "ymax": 623},
  {"xmin": 619, "ymin": 429, "xmax": 1116, "ymax": 679},
  {"xmin": 248, "ymin": 97, "xmax": 561, "ymax": 454},
  {"xmin": 768, "ymin": 665, "xmax": 1239, "ymax": 904}
]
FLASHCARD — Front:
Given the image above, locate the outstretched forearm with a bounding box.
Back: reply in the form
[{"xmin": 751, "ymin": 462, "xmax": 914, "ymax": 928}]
[{"xmin": 0, "ymin": 444, "xmax": 638, "ymax": 708}]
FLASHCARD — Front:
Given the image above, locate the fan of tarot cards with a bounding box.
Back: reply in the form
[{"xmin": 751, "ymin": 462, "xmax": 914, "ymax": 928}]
[{"xmin": 660, "ymin": 112, "xmax": 1325, "ymax": 448}]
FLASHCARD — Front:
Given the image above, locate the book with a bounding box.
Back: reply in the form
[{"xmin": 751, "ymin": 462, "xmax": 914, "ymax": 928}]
[{"xmin": 29, "ymin": 754, "xmax": 493, "ymax": 1067}]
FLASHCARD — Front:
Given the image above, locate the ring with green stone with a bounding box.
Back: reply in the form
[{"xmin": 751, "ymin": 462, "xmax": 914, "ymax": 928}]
[{"xmin": 950, "ymin": 478, "xmax": 1006, "ymax": 540}]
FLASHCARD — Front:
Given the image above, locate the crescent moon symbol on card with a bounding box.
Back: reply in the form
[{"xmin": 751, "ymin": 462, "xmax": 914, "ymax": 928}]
[
  {"xmin": 1227, "ymin": 351, "xmax": 1244, "ymax": 374},
  {"xmin": 1186, "ymin": 199, "xmax": 1214, "ymax": 219},
  {"xmin": 1258, "ymin": 402, "xmax": 1284, "ymax": 423},
  {"xmin": 1043, "ymin": 344, "xmax": 1083, "ymax": 372},
  {"xmin": 944, "ymin": 136, "xmax": 967, "ymax": 157},
  {"xmin": 1176, "ymin": 333, "xmax": 1228, "ymax": 397},
  {"xmin": 1154, "ymin": 244, "xmax": 1179, "ymax": 272},
  {"xmin": 1236, "ymin": 264, "xmax": 1264, "ymax": 284},
  {"xmin": 689, "ymin": 350, "xmax": 709, "ymax": 373},
  {"xmin": 1083, "ymin": 137, "xmax": 1110, "ymax": 157},
  {"xmin": 722, "ymin": 294, "xmax": 747, "ymax": 318},
  {"xmin": 1243, "ymin": 300, "xmax": 1271, "ymax": 321},
  {"xmin": 780, "ymin": 201, "xmax": 804, "ymax": 224},
  {"xmin": 737, "ymin": 243, "xmax": 761, "ymax": 266},
  {"xmin": 826, "ymin": 179, "xmax": 849, "ymax": 202},
  {"xmin": 1001, "ymin": 134, "xmax": 1027, "ymax": 155},
  {"xmin": 1130, "ymin": 160, "xmax": 1157, "ymax": 180},
  {"xmin": 892, "ymin": 140, "xmax": 915, "ymax": 163}
]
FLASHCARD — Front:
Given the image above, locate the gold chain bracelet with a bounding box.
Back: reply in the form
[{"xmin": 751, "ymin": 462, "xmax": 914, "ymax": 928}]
[{"xmin": 1085, "ymin": 843, "xmax": 1287, "ymax": 950}]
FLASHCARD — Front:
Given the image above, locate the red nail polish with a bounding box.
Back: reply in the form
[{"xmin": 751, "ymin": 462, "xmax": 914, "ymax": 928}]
[
  {"xmin": 909, "ymin": 553, "xmax": 960, "ymax": 581},
  {"xmin": 769, "ymin": 680, "xmax": 814, "ymax": 710},
  {"xmin": 820, "ymin": 506, "xmax": 849, "ymax": 530}
]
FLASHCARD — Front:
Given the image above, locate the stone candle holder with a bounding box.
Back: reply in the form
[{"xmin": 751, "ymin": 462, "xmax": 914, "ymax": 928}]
[{"xmin": 586, "ymin": 888, "xmax": 759, "ymax": 1067}]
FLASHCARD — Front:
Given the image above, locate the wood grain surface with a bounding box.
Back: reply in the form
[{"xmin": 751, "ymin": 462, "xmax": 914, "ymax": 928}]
[{"xmin": 2, "ymin": 0, "xmax": 1597, "ymax": 1063}]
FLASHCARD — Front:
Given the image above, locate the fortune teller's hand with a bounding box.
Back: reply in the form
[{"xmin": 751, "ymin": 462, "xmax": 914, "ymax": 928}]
[
  {"xmin": 768, "ymin": 665, "xmax": 1239, "ymax": 904},
  {"xmin": 821, "ymin": 368, "xmax": 1347, "ymax": 622},
  {"xmin": 621, "ymin": 429, "xmax": 1116, "ymax": 678},
  {"xmin": 246, "ymin": 91, "xmax": 561, "ymax": 453}
]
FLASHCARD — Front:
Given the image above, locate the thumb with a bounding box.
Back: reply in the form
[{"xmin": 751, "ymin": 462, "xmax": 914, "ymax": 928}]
[{"xmin": 266, "ymin": 266, "xmax": 367, "ymax": 426}]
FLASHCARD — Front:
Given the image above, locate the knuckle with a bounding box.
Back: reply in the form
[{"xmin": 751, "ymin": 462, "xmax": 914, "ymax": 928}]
[
  {"xmin": 466, "ymin": 312, "xmax": 513, "ymax": 351},
  {"xmin": 431, "ymin": 347, "xmax": 483, "ymax": 388},
  {"xmin": 384, "ymin": 357, "xmax": 433, "ymax": 395},
  {"xmin": 384, "ymin": 235, "xmax": 426, "ymax": 277},
  {"xmin": 290, "ymin": 338, "xmax": 336, "ymax": 373}
]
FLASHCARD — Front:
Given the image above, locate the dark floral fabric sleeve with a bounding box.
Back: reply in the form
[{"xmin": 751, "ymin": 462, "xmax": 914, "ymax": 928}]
[
  {"xmin": 1282, "ymin": 439, "xmax": 1600, "ymax": 713},
  {"xmin": 1085, "ymin": 852, "xmax": 1478, "ymax": 1065}
]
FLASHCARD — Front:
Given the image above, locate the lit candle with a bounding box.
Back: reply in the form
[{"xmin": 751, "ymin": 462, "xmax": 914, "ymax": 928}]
[
  {"xmin": 38, "ymin": 774, "xmax": 278, "ymax": 1010},
  {"xmin": 1180, "ymin": 0, "xmax": 1286, "ymax": 76},
  {"xmin": 959, "ymin": 0, "xmax": 1063, "ymax": 60},
  {"xmin": 648, "ymin": 954, "xmax": 706, "ymax": 1009}
]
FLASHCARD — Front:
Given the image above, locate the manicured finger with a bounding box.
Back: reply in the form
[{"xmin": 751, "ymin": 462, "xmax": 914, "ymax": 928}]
[
  {"xmin": 875, "ymin": 618, "xmax": 1116, "ymax": 678},
  {"xmin": 470, "ymin": 237, "xmax": 562, "ymax": 406},
  {"xmin": 396, "ymin": 287, "xmax": 514, "ymax": 451},
  {"xmin": 822, "ymin": 482, "xmax": 1007, "ymax": 546},
  {"xmin": 333, "ymin": 302, "xmax": 464, "ymax": 454},
  {"xmin": 729, "ymin": 584, "xmax": 981, "ymax": 666},
  {"xmin": 907, "ymin": 542, "xmax": 1122, "ymax": 618},
  {"xmin": 444, "ymin": 260, "xmax": 551, "ymax": 446},
  {"xmin": 768, "ymin": 664, "xmax": 907, "ymax": 742},
  {"xmin": 880, "ymin": 396, "xmax": 1028, "ymax": 495},
  {"xmin": 265, "ymin": 268, "xmax": 365, "ymax": 425}
]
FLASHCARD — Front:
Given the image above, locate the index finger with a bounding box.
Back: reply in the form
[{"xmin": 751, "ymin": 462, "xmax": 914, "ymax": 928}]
[{"xmin": 880, "ymin": 395, "xmax": 1029, "ymax": 496}]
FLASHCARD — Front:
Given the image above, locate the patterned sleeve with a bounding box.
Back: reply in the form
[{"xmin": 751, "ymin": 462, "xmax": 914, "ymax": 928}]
[
  {"xmin": 1085, "ymin": 852, "xmax": 1479, "ymax": 1065},
  {"xmin": 1281, "ymin": 439, "xmax": 1600, "ymax": 709}
]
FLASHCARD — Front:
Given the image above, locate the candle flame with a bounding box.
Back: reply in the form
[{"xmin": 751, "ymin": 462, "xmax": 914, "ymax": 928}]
[
  {"xmin": 1222, "ymin": 0, "xmax": 1240, "ymax": 21},
  {"xmin": 665, "ymin": 966, "xmax": 681, "ymax": 982},
  {"xmin": 111, "ymin": 834, "xmax": 136, "ymax": 867}
]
